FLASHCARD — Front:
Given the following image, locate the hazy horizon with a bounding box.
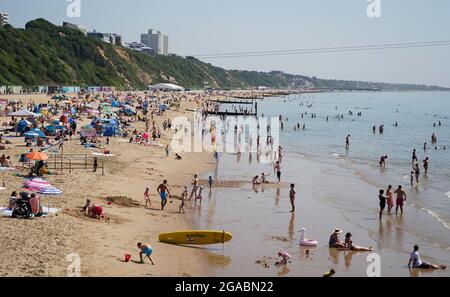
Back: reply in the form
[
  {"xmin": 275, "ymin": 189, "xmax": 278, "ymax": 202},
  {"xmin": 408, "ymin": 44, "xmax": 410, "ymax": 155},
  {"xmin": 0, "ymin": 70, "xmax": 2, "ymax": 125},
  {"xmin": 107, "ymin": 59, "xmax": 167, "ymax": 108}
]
[{"xmin": 1, "ymin": 0, "xmax": 450, "ymax": 87}]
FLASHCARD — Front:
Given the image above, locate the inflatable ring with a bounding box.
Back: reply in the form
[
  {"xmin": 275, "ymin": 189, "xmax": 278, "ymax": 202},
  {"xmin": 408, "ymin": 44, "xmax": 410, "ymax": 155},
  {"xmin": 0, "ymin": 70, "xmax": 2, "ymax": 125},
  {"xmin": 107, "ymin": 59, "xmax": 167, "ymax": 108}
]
[{"xmin": 299, "ymin": 227, "xmax": 318, "ymax": 247}]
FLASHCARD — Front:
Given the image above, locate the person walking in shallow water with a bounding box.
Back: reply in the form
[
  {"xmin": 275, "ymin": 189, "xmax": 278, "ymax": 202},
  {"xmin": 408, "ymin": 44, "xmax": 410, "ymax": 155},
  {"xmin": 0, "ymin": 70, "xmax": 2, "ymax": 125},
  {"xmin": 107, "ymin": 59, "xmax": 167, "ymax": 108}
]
[
  {"xmin": 289, "ymin": 184, "xmax": 296, "ymax": 213},
  {"xmin": 345, "ymin": 135, "xmax": 351, "ymax": 149},
  {"xmin": 423, "ymin": 157, "xmax": 429, "ymax": 175},
  {"xmin": 414, "ymin": 163, "xmax": 420, "ymax": 184},
  {"xmin": 412, "ymin": 149, "xmax": 418, "ymax": 163},
  {"xmin": 378, "ymin": 189, "xmax": 387, "ymax": 219}
]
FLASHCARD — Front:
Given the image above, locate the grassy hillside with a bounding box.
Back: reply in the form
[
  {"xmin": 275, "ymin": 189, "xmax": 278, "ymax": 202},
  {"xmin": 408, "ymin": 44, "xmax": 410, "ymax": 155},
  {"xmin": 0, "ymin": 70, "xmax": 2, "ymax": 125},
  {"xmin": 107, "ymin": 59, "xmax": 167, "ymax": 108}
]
[{"xmin": 0, "ymin": 19, "xmax": 448, "ymax": 91}]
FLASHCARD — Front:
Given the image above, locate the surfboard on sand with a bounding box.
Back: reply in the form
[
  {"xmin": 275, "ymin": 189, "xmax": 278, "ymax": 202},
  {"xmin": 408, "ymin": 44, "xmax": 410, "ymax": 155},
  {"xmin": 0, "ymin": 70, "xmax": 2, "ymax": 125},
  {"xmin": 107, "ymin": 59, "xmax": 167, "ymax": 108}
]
[{"xmin": 159, "ymin": 230, "xmax": 233, "ymax": 245}]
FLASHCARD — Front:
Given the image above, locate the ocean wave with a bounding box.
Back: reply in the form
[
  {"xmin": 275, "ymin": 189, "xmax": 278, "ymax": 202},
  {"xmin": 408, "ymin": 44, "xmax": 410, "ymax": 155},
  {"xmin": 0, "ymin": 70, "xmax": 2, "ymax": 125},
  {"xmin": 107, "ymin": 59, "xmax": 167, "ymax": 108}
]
[{"xmin": 420, "ymin": 207, "xmax": 450, "ymax": 231}]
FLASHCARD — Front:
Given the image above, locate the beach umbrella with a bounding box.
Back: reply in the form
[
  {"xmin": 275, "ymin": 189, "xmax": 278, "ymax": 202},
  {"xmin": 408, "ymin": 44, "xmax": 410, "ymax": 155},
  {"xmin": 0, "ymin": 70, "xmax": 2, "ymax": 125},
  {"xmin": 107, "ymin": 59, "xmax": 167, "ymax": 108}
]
[
  {"xmin": 24, "ymin": 131, "xmax": 41, "ymax": 139},
  {"xmin": 38, "ymin": 186, "xmax": 63, "ymax": 210},
  {"xmin": 25, "ymin": 152, "xmax": 49, "ymax": 161}
]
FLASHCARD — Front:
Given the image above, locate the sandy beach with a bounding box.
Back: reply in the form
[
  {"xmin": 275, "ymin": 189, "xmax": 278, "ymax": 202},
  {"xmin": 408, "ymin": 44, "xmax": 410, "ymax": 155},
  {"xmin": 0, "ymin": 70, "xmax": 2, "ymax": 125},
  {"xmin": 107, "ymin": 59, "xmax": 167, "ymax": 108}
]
[{"xmin": 0, "ymin": 92, "xmax": 217, "ymax": 276}]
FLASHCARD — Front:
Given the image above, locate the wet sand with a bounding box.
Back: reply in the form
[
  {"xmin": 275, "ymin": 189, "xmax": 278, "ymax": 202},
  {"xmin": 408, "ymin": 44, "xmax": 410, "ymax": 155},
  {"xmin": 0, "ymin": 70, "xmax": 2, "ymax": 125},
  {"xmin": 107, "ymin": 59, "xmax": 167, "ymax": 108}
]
[{"xmin": 189, "ymin": 152, "xmax": 450, "ymax": 277}]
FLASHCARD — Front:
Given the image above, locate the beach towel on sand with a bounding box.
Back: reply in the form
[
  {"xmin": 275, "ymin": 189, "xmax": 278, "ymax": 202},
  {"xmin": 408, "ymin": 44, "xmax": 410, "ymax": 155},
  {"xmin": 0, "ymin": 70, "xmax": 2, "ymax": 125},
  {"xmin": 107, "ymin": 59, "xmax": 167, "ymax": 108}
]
[{"xmin": 0, "ymin": 206, "xmax": 58, "ymax": 217}]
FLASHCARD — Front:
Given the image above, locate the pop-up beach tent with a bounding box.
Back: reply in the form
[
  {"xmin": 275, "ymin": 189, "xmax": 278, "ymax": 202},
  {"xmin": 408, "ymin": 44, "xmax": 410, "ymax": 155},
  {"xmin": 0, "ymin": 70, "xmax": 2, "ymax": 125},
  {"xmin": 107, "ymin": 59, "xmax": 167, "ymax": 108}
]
[
  {"xmin": 148, "ymin": 83, "xmax": 185, "ymax": 91},
  {"xmin": 7, "ymin": 109, "xmax": 39, "ymax": 117}
]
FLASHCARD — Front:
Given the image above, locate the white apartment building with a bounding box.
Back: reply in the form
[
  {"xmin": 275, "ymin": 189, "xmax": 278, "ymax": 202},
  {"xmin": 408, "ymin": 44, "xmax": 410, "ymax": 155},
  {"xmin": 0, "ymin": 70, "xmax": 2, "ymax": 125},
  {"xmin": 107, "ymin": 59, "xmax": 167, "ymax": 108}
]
[
  {"xmin": 0, "ymin": 12, "xmax": 9, "ymax": 27},
  {"xmin": 140, "ymin": 29, "xmax": 168, "ymax": 55}
]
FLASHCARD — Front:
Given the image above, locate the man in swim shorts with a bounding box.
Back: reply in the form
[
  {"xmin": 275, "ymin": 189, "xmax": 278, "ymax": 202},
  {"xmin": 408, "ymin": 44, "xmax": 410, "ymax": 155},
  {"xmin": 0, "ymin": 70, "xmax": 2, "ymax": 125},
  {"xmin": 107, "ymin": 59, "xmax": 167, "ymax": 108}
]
[
  {"xmin": 188, "ymin": 174, "xmax": 198, "ymax": 200},
  {"xmin": 157, "ymin": 180, "xmax": 171, "ymax": 210},
  {"xmin": 137, "ymin": 242, "xmax": 154, "ymax": 265},
  {"xmin": 394, "ymin": 185, "xmax": 406, "ymax": 215}
]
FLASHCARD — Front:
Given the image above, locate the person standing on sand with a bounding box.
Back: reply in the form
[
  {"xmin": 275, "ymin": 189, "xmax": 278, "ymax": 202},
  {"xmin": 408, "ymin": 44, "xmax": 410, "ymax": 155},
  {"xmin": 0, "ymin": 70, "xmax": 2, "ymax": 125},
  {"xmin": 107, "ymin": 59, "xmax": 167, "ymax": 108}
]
[
  {"xmin": 395, "ymin": 185, "xmax": 406, "ymax": 215},
  {"xmin": 386, "ymin": 185, "xmax": 394, "ymax": 215},
  {"xmin": 179, "ymin": 186, "xmax": 188, "ymax": 214},
  {"xmin": 408, "ymin": 245, "xmax": 447, "ymax": 270},
  {"xmin": 208, "ymin": 176, "xmax": 213, "ymax": 188},
  {"xmin": 289, "ymin": 184, "xmax": 296, "ymax": 213},
  {"xmin": 188, "ymin": 174, "xmax": 199, "ymax": 200},
  {"xmin": 144, "ymin": 187, "xmax": 151, "ymax": 207},
  {"xmin": 157, "ymin": 180, "xmax": 171, "ymax": 210},
  {"xmin": 165, "ymin": 145, "xmax": 169, "ymax": 157},
  {"xmin": 137, "ymin": 242, "xmax": 154, "ymax": 265},
  {"xmin": 423, "ymin": 157, "xmax": 429, "ymax": 175},
  {"xmin": 378, "ymin": 189, "xmax": 387, "ymax": 219}
]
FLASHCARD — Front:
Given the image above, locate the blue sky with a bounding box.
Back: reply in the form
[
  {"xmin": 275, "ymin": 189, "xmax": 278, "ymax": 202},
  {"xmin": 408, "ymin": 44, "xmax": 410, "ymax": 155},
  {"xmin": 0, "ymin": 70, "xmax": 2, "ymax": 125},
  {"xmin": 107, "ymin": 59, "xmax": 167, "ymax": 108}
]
[{"xmin": 1, "ymin": 0, "xmax": 450, "ymax": 87}]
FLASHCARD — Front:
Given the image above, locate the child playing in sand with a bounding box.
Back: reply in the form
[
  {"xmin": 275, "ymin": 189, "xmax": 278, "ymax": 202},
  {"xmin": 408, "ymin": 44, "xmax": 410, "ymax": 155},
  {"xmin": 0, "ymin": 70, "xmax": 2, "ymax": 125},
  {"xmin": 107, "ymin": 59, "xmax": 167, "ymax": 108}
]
[
  {"xmin": 179, "ymin": 186, "xmax": 188, "ymax": 214},
  {"xmin": 144, "ymin": 187, "xmax": 151, "ymax": 207},
  {"xmin": 276, "ymin": 251, "xmax": 291, "ymax": 265},
  {"xmin": 137, "ymin": 242, "xmax": 154, "ymax": 265}
]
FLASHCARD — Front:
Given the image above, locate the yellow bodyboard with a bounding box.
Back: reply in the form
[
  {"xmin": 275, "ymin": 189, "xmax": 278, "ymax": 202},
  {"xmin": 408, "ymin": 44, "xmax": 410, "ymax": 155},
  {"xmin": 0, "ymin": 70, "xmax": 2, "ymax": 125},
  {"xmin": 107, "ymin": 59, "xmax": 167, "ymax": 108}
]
[{"xmin": 159, "ymin": 230, "xmax": 232, "ymax": 245}]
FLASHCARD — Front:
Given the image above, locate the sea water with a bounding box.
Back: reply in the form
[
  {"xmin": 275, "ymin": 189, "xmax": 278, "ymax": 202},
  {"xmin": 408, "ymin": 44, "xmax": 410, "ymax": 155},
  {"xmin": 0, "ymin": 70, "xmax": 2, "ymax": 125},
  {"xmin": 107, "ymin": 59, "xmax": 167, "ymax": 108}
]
[{"xmin": 190, "ymin": 91, "xmax": 450, "ymax": 276}]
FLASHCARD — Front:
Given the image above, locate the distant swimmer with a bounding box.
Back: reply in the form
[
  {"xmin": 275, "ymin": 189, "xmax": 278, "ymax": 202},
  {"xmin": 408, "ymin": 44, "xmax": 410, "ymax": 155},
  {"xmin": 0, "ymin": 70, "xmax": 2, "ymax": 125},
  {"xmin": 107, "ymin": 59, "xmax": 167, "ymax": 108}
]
[
  {"xmin": 379, "ymin": 125, "xmax": 384, "ymax": 134},
  {"xmin": 344, "ymin": 232, "xmax": 373, "ymax": 252},
  {"xmin": 431, "ymin": 133, "xmax": 437, "ymax": 143},
  {"xmin": 394, "ymin": 121, "xmax": 398, "ymax": 127},
  {"xmin": 379, "ymin": 155, "xmax": 388, "ymax": 167},
  {"xmin": 423, "ymin": 142, "xmax": 427, "ymax": 151},
  {"xmin": 438, "ymin": 121, "xmax": 441, "ymax": 126},
  {"xmin": 345, "ymin": 135, "xmax": 351, "ymax": 149},
  {"xmin": 423, "ymin": 157, "xmax": 429, "ymax": 175},
  {"xmin": 412, "ymin": 149, "xmax": 418, "ymax": 163},
  {"xmin": 408, "ymin": 245, "xmax": 447, "ymax": 270},
  {"xmin": 372, "ymin": 125, "xmax": 376, "ymax": 133},
  {"xmin": 379, "ymin": 189, "xmax": 387, "ymax": 219},
  {"xmin": 395, "ymin": 185, "xmax": 407, "ymax": 215}
]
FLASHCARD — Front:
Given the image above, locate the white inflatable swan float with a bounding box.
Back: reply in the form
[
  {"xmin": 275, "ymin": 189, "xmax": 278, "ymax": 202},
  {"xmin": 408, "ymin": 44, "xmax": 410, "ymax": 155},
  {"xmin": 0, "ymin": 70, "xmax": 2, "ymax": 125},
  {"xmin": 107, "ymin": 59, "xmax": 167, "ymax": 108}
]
[{"xmin": 299, "ymin": 227, "xmax": 318, "ymax": 247}]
